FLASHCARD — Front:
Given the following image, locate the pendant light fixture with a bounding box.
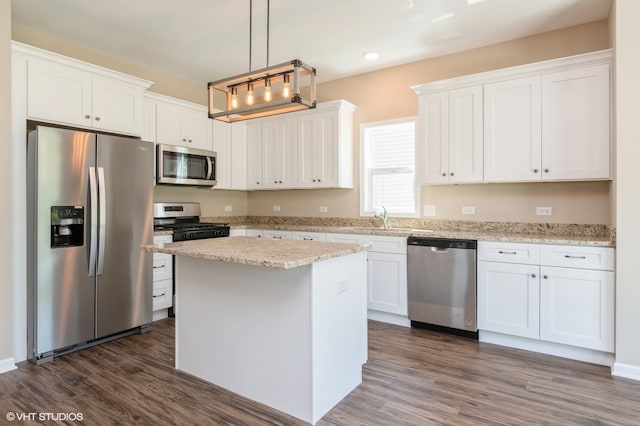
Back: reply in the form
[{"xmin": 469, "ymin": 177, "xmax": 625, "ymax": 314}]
[{"xmin": 208, "ymin": 0, "xmax": 317, "ymax": 123}]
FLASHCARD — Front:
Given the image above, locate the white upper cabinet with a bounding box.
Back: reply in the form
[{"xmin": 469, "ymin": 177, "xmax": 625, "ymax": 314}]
[
  {"xmin": 541, "ymin": 63, "xmax": 611, "ymax": 180},
  {"xmin": 24, "ymin": 49, "xmax": 151, "ymax": 136},
  {"xmin": 154, "ymin": 97, "xmax": 213, "ymax": 151},
  {"xmin": 261, "ymin": 118, "xmax": 298, "ymax": 189},
  {"xmin": 413, "ymin": 49, "xmax": 612, "ymax": 184},
  {"xmin": 212, "ymin": 119, "xmax": 232, "ymax": 189},
  {"xmin": 246, "ymin": 122, "xmax": 263, "ymax": 190},
  {"xmin": 298, "ymin": 101, "xmax": 355, "ymax": 189},
  {"xmin": 244, "ymin": 100, "xmax": 356, "ymax": 191},
  {"xmin": 416, "ymin": 86, "xmax": 483, "ymax": 184},
  {"xmin": 484, "ymin": 76, "xmax": 542, "ymax": 182}
]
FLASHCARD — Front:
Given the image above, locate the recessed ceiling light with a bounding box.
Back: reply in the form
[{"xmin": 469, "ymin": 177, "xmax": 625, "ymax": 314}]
[
  {"xmin": 431, "ymin": 13, "xmax": 455, "ymax": 23},
  {"xmin": 363, "ymin": 52, "xmax": 379, "ymax": 61}
]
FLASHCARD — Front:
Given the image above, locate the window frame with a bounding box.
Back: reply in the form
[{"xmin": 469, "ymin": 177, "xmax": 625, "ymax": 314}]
[{"xmin": 359, "ymin": 117, "xmax": 418, "ymax": 218}]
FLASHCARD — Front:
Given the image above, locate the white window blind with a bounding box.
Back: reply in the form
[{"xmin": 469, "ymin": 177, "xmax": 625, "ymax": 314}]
[{"xmin": 362, "ymin": 119, "xmax": 416, "ymax": 216}]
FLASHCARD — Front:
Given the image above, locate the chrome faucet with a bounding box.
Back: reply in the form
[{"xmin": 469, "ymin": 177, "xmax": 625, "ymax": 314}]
[{"xmin": 374, "ymin": 206, "xmax": 390, "ymax": 230}]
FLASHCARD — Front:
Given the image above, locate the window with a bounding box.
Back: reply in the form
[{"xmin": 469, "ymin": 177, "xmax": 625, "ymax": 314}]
[{"xmin": 361, "ymin": 118, "xmax": 416, "ymax": 217}]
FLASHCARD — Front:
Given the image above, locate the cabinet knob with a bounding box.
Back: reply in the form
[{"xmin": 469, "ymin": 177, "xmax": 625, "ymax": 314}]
[
  {"xmin": 312, "ymin": 179, "xmax": 316, "ymax": 182},
  {"xmin": 274, "ymin": 181, "xmax": 277, "ymax": 184},
  {"xmin": 533, "ymin": 169, "xmax": 539, "ymax": 173},
  {"xmin": 543, "ymin": 274, "xmax": 549, "ymax": 279},
  {"xmin": 85, "ymin": 115, "xmax": 91, "ymax": 120},
  {"xmin": 182, "ymin": 138, "xmax": 187, "ymax": 142},
  {"xmin": 532, "ymin": 274, "xmax": 537, "ymax": 278},
  {"xmin": 188, "ymin": 139, "xmax": 192, "ymax": 143},
  {"xmin": 450, "ymin": 172, "xmax": 454, "ymax": 176},
  {"xmin": 442, "ymin": 173, "xmax": 446, "ymax": 177},
  {"xmin": 95, "ymin": 116, "xmax": 100, "ymax": 122},
  {"xmin": 256, "ymin": 181, "xmax": 260, "ymax": 185},
  {"xmin": 544, "ymin": 169, "xmax": 549, "ymax": 173},
  {"xmin": 318, "ymin": 179, "xmax": 321, "ymax": 182},
  {"xmin": 279, "ymin": 180, "xmax": 282, "ymax": 184}
]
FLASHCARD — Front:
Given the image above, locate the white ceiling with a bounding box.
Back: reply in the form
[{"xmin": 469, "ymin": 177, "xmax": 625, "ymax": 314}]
[{"xmin": 11, "ymin": 0, "xmax": 611, "ymax": 85}]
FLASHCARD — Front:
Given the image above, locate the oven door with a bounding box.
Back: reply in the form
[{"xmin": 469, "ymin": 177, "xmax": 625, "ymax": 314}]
[{"xmin": 156, "ymin": 144, "xmax": 217, "ymax": 187}]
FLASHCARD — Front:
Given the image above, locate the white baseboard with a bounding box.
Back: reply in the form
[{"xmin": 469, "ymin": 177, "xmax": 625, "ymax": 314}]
[
  {"xmin": 612, "ymin": 362, "xmax": 640, "ymax": 382},
  {"xmin": 0, "ymin": 358, "xmax": 17, "ymax": 375},
  {"xmin": 479, "ymin": 331, "xmax": 614, "ymax": 367},
  {"xmin": 367, "ymin": 310, "xmax": 410, "ymax": 327}
]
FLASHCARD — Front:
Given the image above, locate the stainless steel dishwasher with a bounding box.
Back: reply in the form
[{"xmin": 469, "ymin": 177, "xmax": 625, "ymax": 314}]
[{"xmin": 407, "ymin": 237, "xmax": 478, "ymax": 338}]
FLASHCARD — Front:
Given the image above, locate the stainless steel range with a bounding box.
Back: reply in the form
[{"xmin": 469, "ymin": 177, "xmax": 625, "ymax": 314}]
[{"xmin": 153, "ymin": 202, "xmax": 230, "ymax": 241}]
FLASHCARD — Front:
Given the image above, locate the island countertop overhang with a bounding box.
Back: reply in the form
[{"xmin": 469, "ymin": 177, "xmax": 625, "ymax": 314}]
[{"xmin": 143, "ymin": 236, "xmax": 368, "ymax": 269}]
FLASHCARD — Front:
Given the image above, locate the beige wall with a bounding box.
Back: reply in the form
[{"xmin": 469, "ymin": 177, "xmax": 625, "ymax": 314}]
[
  {"xmin": 1, "ymin": 1, "xmax": 13, "ymax": 361},
  {"xmin": 154, "ymin": 186, "xmax": 249, "ymax": 217},
  {"xmin": 249, "ymin": 20, "xmax": 613, "ymax": 224},
  {"xmin": 613, "ymin": 0, "xmax": 640, "ymax": 377}
]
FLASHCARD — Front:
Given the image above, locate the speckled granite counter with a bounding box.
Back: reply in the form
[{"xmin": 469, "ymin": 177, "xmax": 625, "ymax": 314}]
[
  {"xmin": 197, "ymin": 216, "xmax": 615, "ymax": 247},
  {"xmin": 144, "ymin": 236, "xmax": 367, "ymax": 269}
]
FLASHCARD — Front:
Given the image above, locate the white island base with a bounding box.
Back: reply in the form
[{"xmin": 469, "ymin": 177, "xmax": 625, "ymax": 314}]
[{"xmin": 175, "ymin": 251, "xmax": 367, "ymax": 425}]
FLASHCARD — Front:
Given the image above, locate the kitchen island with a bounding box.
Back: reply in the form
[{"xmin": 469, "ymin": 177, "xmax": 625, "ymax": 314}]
[{"xmin": 145, "ymin": 237, "xmax": 368, "ymax": 425}]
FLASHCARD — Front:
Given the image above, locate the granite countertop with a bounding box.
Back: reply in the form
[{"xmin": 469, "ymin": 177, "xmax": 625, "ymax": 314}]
[
  {"xmin": 228, "ymin": 224, "xmax": 614, "ymax": 247},
  {"xmin": 143, "ymin": 236, "xmax": 368, "ymax": 269}
]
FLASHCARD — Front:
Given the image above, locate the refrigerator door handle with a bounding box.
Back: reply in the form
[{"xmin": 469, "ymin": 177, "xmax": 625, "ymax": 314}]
[
  {"xmin": 97, "ymin": 167, "xmax": 106, "ymax": 276},
  {"xmin": 88, "ymin": 167, "xmax": 98, "ymax": 277}
]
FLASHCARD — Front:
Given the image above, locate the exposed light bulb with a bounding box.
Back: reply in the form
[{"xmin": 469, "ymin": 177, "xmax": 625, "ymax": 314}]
[
  {"xmin": 246, "ymin": 83, "xmax": 254, "ymax": 106},
  {"xmin": 282, "ymin": 74, "xmax": 291, "ymax": 99},
  {"xmin": 264, "ymin": 78, "xmax": 272, "ymax": 102},
  {"xmin": 231, "ymin": 87, "xmax": 238, "ymax": 109}
]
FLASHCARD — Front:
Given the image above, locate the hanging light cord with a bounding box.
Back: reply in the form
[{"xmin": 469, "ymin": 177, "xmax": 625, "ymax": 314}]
[
  {"xmin": 266, "ymin": 0, "xmax": 270, "ymax": 67},
  {"xmin": 249, "ymin": 0, "xmax": 252, "ymax": 72}
]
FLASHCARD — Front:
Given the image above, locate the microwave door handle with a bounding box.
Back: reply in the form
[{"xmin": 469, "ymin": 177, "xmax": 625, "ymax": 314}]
[
  {"xmin": 97, "ymin": 167, "xmax": 106, "ymax": 276},
  {"xmin": 88, "ymin": 167, "xmax": 97, "ymax": 277},
  {"xmin": 206, "ymin": 156, "xmax": 213, "ymax": 180}
]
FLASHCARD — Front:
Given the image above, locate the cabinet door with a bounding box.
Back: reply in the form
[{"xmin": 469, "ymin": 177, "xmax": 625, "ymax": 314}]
[
  {"xmin": 292, "ymin": 231, "xmax": 327, "ymax": 241},
  {"xmin": 298, "ymin": 111, "xmax": 338, "ymax": 188},
  {"xmin": 156, "ymin": 102, "xmax": 185, "ymax": 145},
  {"xmin": 92, "ymin": 77, "xmax": 144, "ymax": 135},
  {"xmin": 230, "ymin": 122, "xmax": 248, "ymax": 190},
  {"xmin": 541, "ymin": 63, "xmax": 611, "ymax": 180},
  {"xmin": 448, "ymin": 86, "xmax": 483, "ymax": 183},
  {"xmin": 540, "ymin": 266, "xmax": 614, "ymax": 352},
  {"xmin": 27, "ymin": 59, "xmax": 92, "ymax": 128},
  {"xmin": 484, "ymin": 76, "xmax": 542, "ymax": 182},
  {"xmin": 477, "ymin": 261, "xmax": 540, "ymax": 339},
  {"xmin": 185, "ymin": 108, "xmax": 213, "ymax": 151},
  {"xmin": 246, "ymin": 122, "xmax": 262, "ymax": 189},
  {"xmin": 417, "ymin": 92, "xmax": 449, "ymax": 184},
  {"xmin": 262, "ymin": 118, "xmax": 298, "ymax": 189},
  {"xmin": 142, "ymin": 99, "xmax": 157, "ymax": 143},
  {"xmin": 367, "ymin": 252, "xmax": 408, "ymax": 316},
  {"xmin": 212, "ymin": 120, "xmax": 232, "ymax": 189}
]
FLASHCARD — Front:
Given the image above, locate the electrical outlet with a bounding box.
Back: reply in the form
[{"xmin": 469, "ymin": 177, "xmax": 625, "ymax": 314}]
[
  {"xmin": 423, "ymin": 204, "xmax": 436, "ymax": 217},
  {"xmin": 224, "ymin": 205, "xmax": 233, "ymax": 212},
  {"xmin": 462, "ymin": 206, "xmax": 476, "ymax": 215},
  {"xmin": 536, "ymin": 207, "xmax": 552, "ymax": 216},
  {"xmin": 319, "ymin": 206, "xmax": 328, "ymax": 213},
  {"xmin": 273, "ymin": 205, "xmax": 281, "ymax": 212}
]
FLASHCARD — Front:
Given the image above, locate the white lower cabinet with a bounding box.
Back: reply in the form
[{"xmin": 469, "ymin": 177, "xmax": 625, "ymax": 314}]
[
  {"xmin": 291, "ymin": 231, "xmax": 326, "ymax": 241},
  {"xmin": 539, "ymin": 265, "xmax": 614, "ymax": 352},
  {"xmin": 477, "ymin": 261, "xmax": 540, "ymax": 339},
  {"xmin": 478, "ymin": 241, "xmax": 615, "ymax": 359},
  {"xmin": 245, "ymin": 229, "xmax": 292, "ymax": 240},
  {"xmin": 152, "ymin": 235, "xmax": 173, "ymax": 317}
]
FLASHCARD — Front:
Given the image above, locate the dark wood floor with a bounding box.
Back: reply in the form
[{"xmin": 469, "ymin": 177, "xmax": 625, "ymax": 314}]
[{"xmin": 2, "ymin": 319, "xmax": 640, "ymax": 425}]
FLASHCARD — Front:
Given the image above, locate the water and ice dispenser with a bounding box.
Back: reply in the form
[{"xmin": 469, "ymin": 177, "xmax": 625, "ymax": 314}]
[{"xmin": 50, "ymin": 206, "xmax": 84, "ymax": 248}]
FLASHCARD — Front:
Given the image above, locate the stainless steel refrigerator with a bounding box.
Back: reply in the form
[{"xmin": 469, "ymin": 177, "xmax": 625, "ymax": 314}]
[{"xmin": 27, "ymin": 124, "xmax": 154, "ymax": 364}]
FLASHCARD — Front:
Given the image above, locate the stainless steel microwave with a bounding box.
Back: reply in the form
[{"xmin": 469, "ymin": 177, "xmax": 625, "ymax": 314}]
[{"xmin": 156, "ymin": 144, "xmax": 217, "ymax": 187}]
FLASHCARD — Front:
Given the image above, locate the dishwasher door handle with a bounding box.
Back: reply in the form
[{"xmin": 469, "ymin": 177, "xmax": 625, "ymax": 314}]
[{"xmin": 431, "ymin": 247, "xmax": 449, "ymax": 253}]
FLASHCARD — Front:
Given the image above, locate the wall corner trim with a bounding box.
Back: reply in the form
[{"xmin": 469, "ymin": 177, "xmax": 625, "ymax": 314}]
[
  {"xmin": 612, "ymin": 361, "xmax": 640, "ymax": 382},
  {"xmin": 0, "ymin": 357, "xmax": 17, "ymax": 375}
]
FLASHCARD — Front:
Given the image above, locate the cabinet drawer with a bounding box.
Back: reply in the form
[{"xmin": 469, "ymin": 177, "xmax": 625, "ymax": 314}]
[
  {"xmin": 291, "ymin": 231, "xmax": 326, "ymax": 242},
  {"xmin": 363, "ymin": 235, "xmax": 407, "ymax": 254},
  {"xmin": 153, "ymin": 253, "xmax": 173, "ymax": 282},
  {"xmin": 540, "ymin": 245, "xmax": 614, "ymax": 271},
  {"xmin": 478, "ymin": 242, "xmax": 540, "ymax": 264},
  {"xmin": 153, "ymin": 234, "xmax": 173, "ymax": 244},
  {"xmin": 325, "ymin": 233, "xmax": 364, "ymax": 245},
  {"xmin": 153, "ymin": 279, "xmax": 173, "ymax": 310}
]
